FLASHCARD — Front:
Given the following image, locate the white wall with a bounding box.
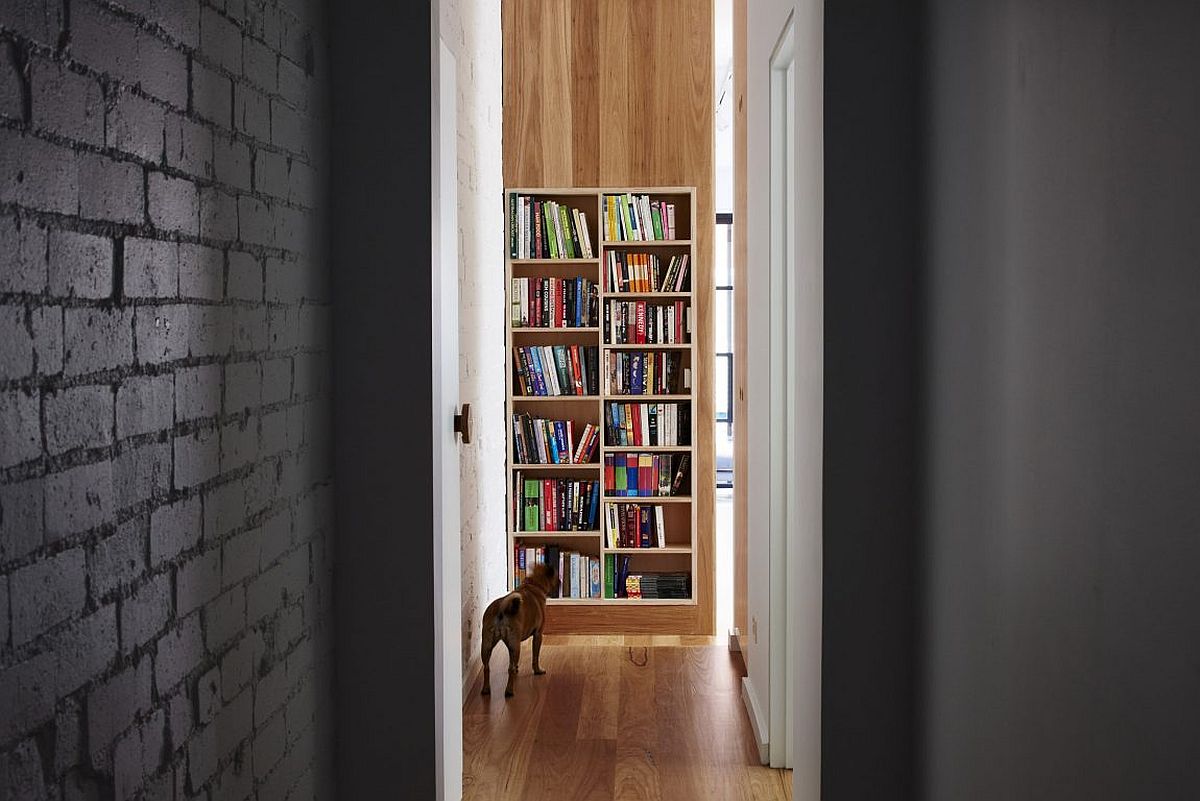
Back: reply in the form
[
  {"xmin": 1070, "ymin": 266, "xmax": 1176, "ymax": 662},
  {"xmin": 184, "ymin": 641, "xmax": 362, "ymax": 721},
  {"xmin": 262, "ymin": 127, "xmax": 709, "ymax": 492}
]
[
  {"xmin": 744, "ymin": 1, "xmax": 823, "ymax": 795},
  {"xmin": 438, "ymin": 0, "xmax": 508, "ymax": 680},
  {"xmin": 743, "ymin": 0, "xmax": 794, "ymax": 757}
]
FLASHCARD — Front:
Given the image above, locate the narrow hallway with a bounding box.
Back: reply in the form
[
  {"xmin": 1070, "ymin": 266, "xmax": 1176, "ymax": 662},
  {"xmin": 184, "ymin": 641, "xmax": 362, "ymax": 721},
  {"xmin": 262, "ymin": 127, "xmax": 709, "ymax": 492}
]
[{"xmin": 462, "ymin": 638, "xmax": 792, "ymax": 800}]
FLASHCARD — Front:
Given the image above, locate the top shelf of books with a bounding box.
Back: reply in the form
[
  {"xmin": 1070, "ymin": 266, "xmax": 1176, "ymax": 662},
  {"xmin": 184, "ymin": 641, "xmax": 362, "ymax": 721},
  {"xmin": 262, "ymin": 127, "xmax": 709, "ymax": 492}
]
[{"xmin": 507, "ymin": 190, "xmax": 693, "ymax": 261}]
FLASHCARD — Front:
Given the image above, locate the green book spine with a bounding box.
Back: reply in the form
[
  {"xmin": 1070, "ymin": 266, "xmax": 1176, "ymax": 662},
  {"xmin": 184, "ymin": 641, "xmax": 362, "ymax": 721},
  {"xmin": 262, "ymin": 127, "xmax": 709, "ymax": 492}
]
[
  {"xmin": 546, "ymin": 202, "xmax": 559, "ymax": 258},
  {"xmin": 559, "ymin": 205, "xmax": 576, "ymax": 258},
  {"xmin": 524, "ymin": 479, "xmax": 539, "ymax": 530},
  {"xmin": 604, "ymin": 554, "xmax": 614, "ymax": 598},
  {"xmin": 651, "ymin": 204, "xmax": 664, "ymax": 240}
]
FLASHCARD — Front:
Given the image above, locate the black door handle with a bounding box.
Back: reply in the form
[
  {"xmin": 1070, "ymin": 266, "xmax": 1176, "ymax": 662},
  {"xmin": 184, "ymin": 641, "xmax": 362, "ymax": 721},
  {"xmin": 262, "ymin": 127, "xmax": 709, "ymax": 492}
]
[{"xmin": 453, "ymin": 403, "xmax": 471, "ymax": 444}]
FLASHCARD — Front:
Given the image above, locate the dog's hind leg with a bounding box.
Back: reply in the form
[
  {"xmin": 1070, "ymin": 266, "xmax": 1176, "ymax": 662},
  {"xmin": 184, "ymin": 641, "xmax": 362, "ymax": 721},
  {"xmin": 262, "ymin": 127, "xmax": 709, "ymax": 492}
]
[
  {"xmin": 480, "ymin": 632, "xmax": 496, "ymax": 695},
  {"xmin": 504, "ymin": 638, "xmax": 520, "ymax": 698},
  {"xmin": 532, "ymin": 630, "xmax": 546, "ymax": 675}
]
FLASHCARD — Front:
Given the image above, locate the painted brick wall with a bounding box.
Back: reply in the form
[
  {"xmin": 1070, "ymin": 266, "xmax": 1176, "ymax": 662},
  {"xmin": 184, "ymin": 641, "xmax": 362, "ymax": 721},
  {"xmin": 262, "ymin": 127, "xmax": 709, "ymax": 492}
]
[
  {"xmin": 0, "ymin": 0, "xmax": 333, "ymax": 799},
  {"xmin": 438, "ymin": 0, "xmax": 505, "ymax": 680}
]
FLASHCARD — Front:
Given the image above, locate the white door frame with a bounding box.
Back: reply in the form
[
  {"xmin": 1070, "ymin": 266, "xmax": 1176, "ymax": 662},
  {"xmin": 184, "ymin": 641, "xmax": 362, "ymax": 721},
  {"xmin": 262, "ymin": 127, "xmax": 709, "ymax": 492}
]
[
  {"xmin": 790, "ymin": 0, "xmax": 824, "ymax": 798},
  {"xmin": 427, "ymin": 1, "xmax": 825, "ymax": 797},
  {"xmin": 432, "ymin": 13, "xmax": 464, "ymax": 801},
  {"xmin": 767, "ymin": 15, "xmax": 796, "ymax": 771}
]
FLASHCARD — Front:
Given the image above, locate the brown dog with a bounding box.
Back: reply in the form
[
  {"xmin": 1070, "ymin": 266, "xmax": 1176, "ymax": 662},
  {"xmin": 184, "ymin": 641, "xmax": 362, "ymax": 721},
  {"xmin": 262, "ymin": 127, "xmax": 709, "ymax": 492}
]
[{"xmin": 480, "ymin": 562, "xmax": 560, "ymax": 697}]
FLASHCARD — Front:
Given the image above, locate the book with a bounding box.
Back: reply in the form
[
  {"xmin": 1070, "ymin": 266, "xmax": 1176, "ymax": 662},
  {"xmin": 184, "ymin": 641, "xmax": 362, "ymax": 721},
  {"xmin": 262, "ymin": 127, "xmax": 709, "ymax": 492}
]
[
  {"xmin": 590, "ymin": 557, "xmax": 601, "ymax": 598},
  {"xmin": 509, "ymin": 193, "xmax": 518, "ymax": 257},
  {"xmin": 670, "ymin": 454, "xmax": 691, "ymax": 495}
]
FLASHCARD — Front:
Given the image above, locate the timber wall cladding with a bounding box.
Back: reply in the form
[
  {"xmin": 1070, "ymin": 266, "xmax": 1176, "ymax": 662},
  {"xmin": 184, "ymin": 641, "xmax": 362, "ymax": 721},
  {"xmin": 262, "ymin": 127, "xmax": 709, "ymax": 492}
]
[{"xmin": 502, "ymin": 0, "xmax": 716, "ymax": 633}]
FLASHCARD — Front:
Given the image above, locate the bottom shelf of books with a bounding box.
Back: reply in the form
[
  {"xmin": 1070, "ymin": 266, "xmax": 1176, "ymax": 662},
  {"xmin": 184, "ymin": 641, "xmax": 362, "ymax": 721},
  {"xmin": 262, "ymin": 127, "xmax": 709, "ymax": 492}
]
[{"xmin": 512, "ymin": 537, "xmax": 693, "ymax": 602}]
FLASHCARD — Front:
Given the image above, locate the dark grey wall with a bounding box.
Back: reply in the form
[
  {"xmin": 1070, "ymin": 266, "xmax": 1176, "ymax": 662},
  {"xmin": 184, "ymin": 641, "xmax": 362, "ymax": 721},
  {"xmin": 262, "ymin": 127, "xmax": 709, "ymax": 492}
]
[
  {"xmin": 328, "ymin": 1, "xmax": 436, "ymax": 799},
  {"xmin": 0, "ymin": 0, "xmax": 335, "ymax": 799},
  {"xmin": 821, "ymin": 1, "xmax": 922, "ymax": 798},
  {"xmin": 919, "ymin": 1, "xmax": 1200, "ymax": 799}
]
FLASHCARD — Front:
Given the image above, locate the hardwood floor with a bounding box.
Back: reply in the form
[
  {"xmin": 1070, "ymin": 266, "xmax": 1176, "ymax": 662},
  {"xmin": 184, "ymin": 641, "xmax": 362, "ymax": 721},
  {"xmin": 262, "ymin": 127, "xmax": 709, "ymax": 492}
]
[{"xmin": 463, "ymin": 636, "xmax": 793, "ymax": 801}]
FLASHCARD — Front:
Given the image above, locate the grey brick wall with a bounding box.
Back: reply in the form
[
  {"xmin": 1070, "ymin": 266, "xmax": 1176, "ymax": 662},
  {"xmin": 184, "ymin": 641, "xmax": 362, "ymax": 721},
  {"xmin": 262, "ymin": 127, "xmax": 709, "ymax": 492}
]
[{"xmin": 0, "ymin": 1, "xmax": 333, "ymax": 799}]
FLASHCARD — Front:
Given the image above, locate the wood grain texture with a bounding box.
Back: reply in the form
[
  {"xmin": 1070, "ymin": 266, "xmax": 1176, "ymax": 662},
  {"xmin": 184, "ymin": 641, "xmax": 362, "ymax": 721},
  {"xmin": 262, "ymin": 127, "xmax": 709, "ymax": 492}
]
[
  {"xmin": 732, "ymin": 0, "xmax": 748, "ymax": 637},
  {"xmin": 503, "ymin": 0, "xmax": 716, "ymax": 636},
  {"xmin": 463, "ymin": 641, "xmax": 792, "ymax": 801}
]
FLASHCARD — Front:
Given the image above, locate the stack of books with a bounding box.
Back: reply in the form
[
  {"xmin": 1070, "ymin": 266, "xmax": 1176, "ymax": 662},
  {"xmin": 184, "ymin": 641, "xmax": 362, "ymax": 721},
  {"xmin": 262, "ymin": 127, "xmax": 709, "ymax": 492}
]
[
  {"xmin": 603, "ymin": 194, "xmax": 678, "ymax": 241},
  {"xmin": 604, "ymin": 402, "xmax": 691, "ymax": 447},
  {"xmin": 513, "ymin": 475, "xmax": 600, "ymax": 532},
  {"xmin": 512, "ymin": 414, "xmax": 600, "ymax": 465},
  {"xmin": 513, "ymin": 345, "xmax": 599, "ymax": 396},
  {"xmin": 604, "ymin": 352, "xmax": 684, "ymax": 396},
  {"xmin": 509, "ymin": 194, "xmax": 595, "ymax": 259},
  {"xmin": 604, "ymin": 300, "xmax": 690, "ymax": 344},
  {"xmin": 511, "ymin": 276, "xmax": 599, "ymax": 328},
  {"xmin": 629, "ymin": 573, "xmax": 690, "ymax": 600}
]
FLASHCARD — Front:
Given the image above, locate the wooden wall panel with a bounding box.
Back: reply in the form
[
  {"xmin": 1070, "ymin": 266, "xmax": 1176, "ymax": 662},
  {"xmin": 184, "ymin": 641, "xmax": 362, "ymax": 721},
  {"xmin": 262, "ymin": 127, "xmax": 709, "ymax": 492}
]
[{"xmin": 503, "ymin": 0, "xmax": 716, "ymax": 634}]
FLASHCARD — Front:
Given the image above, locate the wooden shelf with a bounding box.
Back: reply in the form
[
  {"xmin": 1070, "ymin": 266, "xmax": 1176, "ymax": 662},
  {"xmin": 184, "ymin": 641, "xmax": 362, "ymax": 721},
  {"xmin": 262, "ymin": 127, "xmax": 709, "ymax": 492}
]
[
  {"xmin": 506, "ymin": 187, "xmax": 702, "ymax": 633},
  {"xmin": 601, "ymin": 240, "xmax": 692, "ymax": 246},
  {"xmin": 604, "ymin": 546, "xmax": 692, "ymax": 554},
  {"xmin": 512, "ymin": 326, "xmax": 601, "ymax": 333},
  {"xmin": 511, "ymin": 395, "xmax": 601, "ymax": 402},
  {"xmin": 602, "ymin": 496, "xmax": 692, "ymax": 503},
  {"xmin": 603, "ymin": 394, "xmax": 691, "ymax": 401},
  {"xmin": 601, "ymin": 291, "xmax": 692, "ymax": 299},
  {"xmin": 548, "ymin": 597, "xmax": 693, "ymax": 606},
  {"xmin": 510, "ymin": 463, "xmax": 601, "ymax": 470},
  {"xmin": 510, "ymin": 258, "xmax": 600, "ymax": 265},
  {"xmin": 602, "ymin": 444, "xmax": 693, "ymax": 452}
]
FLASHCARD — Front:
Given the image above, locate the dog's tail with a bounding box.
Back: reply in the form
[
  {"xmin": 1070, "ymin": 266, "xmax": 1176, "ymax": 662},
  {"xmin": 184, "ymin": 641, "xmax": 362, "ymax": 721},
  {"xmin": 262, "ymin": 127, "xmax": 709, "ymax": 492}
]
[{"xmin": 498, "ymin": 593, "xmax": 521, "ymax": 618}]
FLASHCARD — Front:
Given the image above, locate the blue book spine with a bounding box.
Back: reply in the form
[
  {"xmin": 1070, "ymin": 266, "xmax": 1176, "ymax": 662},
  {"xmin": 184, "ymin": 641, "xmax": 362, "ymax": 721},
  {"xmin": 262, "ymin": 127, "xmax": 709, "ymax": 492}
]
[
  {"xmin": 589, "ymin": 480, "xmax": 600, "ymax": 527},
  {"xmin": 529, "ymin": 347, "xmax": 547, "ymax": 395},
  {"xmin": 576, "ymin": 277, "xmax": 583, "ymax": 327},
  {"xmin": 553, "ymin": 421, "xmax": 566, "ymax": 463},
  {"xmin": 547, "ymin": 422, "xmax": 560, "ymax": 464}
]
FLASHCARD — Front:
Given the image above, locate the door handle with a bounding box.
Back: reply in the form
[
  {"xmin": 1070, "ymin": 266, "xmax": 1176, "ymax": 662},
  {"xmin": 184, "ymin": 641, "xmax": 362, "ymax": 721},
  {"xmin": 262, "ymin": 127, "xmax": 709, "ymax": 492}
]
[{"xmin": 453, "ymin": 403, "xmax": 472, "ymax": 444}]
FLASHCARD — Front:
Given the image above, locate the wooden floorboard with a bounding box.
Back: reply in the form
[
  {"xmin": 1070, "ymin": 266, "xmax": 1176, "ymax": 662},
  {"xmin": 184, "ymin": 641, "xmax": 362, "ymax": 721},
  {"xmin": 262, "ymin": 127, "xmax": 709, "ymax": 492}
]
[{"xmin": 463, "ymin": 639, "xmax": 792, "ymax": 801}]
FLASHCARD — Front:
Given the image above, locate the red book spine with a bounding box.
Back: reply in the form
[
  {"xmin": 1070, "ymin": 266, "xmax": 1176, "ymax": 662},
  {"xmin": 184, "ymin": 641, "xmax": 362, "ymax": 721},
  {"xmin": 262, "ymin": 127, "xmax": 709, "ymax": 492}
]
[
  {"xmin": 631, "ymin": 404, "xmax": 642, "ymax": 445},
  {"xmin": 636, "ymin": 302, "xmax": 646, "ymax": 344}
]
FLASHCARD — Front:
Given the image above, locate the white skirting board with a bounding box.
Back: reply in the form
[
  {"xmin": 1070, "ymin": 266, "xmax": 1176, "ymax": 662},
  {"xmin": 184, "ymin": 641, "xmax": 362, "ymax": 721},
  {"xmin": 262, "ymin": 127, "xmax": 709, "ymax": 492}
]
[
  {"xmin": 462, "ymin": 654, "xmax": 483, "ymax": 699},
  {"xmin": 741, "ymin": 675, "xmax": 770, "ymax": 765}
]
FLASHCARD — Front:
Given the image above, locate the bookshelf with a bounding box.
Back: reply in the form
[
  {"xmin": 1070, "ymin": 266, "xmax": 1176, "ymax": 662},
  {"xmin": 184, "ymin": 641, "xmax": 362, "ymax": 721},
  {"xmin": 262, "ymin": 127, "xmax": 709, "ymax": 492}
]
[{"xmin": 505, "ymin": 187, "xmax": 701, "ymax": 633}]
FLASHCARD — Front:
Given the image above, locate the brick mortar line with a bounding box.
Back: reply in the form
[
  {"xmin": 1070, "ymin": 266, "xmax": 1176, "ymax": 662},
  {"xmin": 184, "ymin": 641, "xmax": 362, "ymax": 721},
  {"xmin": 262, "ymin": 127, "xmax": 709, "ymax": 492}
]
[
  {"xmin": 0, "ymin": 463, "xmax": 330, "ymax": 587},
  {"xmin": 86, "ymin": 0, "xmax": 326, "ymax": 119},
  {"xmin": 0, "ymin": 480, "xmax": 332, "ymax": 666},
  {"xmin": 0, "ymin": 394, "xmax": 329, "ymax": 485},
  {"xmin": 0, "ymin": 119, "xmax": 325, "ymax": 214},
  {"xmin": 0, "ymin": 346, "xmax": 332, "ymax": 397}
]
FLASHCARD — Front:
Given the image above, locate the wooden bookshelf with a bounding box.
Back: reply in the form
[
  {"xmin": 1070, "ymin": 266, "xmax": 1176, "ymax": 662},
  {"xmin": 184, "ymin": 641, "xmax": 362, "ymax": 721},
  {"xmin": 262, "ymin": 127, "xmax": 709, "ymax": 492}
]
[{"xmin": 505, "ymin": 187, "xmax": 701, "ymax": 633}]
